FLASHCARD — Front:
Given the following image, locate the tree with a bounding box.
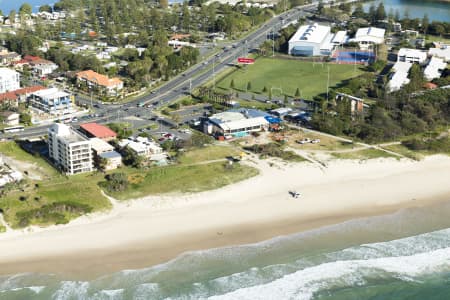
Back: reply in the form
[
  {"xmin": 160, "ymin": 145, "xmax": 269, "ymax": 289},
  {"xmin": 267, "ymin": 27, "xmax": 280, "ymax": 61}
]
[
  {"xmin": 8, "ymin": 10, "xmax": 16, "ymax": 24},
  {"xmin": 247, "ymin": 81, "xmax": 252, "ymax": 91},
  {"xmin": 295, "ymin": 87, "xmax": 300, "ymax": 98},
  {"xmin": 19, "ymin": 3, "xmax": 32, "ymax": 15},
  {"xmin": 104, "ymin": 173, "xmax": 129, "ymax": 192},
  {"xmin": 422, "ymin": 14, "xmax": 429, "ymax": 34},
  {"xmin": 230, "ymin": 79, "xmax": 235, "ymax": 89},
  {"xmin": 19, "ymin": 113, "xmax": 32, "ymax": 125},
  {"xmin": 39, "ymin": 4, "xmax": 52, "ymax": 13},
  {"xmin": 375, "ymin": 3, "xmax": 386, "ymax": 21}
]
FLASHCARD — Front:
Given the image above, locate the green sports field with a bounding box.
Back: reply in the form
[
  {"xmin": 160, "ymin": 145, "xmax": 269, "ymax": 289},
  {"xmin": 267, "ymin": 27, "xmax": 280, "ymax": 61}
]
[{"xmin": 217, "ymin": 57, "xmax": 365, "ymax": 99}]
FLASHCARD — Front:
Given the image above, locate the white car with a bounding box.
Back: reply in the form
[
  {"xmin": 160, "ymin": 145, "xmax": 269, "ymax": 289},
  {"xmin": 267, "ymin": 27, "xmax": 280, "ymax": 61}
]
[{"xmin": 296, "ymin": 138, "xmax": 311, "ymax": 144}]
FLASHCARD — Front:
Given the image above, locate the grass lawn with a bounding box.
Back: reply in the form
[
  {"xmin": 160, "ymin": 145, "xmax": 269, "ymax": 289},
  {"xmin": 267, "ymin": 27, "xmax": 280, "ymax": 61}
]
[
  {"xmin": 237, "ymin": 99, "xmax": 277, "ymax": 110},
  {"xmin": 0, "ymin": 172, "xmax": 111, "ymax": 228},
  {"xmin": 106, "ymin": 162, "xmax": 259, "ymax": 200},
  {"xmin": 177, "ymin": 145, "xmax": 241, "ymax": 164},
  {"xmin": 217, "ymin": 58, "xmax": 365, "ymax": 99},
  {"xmin": 331, "ymin": 148, "xmax": 397, "ymax": 160}
]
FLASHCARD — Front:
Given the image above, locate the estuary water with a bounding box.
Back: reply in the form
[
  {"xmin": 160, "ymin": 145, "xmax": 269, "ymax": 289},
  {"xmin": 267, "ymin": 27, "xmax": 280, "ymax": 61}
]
[
  {"xmin": 1, "ymin": 199, "xmax": 450, "ymax": 299},
  {"xmin": 363, "ymin": 0, "xmax": 450, "ymax": 22}
]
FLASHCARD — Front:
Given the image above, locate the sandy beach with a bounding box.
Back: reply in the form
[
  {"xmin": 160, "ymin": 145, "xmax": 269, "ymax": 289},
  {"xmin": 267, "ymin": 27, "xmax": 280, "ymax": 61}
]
[{"xmin": 1, "ymin": 155, "xmax": 450, "ymax": 279}]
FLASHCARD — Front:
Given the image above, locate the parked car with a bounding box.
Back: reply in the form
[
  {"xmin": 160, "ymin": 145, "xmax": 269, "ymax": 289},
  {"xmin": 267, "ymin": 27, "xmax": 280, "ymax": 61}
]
[{"xmin": 296, "ymin": 138, "xmax": 311, "ymax": 144}]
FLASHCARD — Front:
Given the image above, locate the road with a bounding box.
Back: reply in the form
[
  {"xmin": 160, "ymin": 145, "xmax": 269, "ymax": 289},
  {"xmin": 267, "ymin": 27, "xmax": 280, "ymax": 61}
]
[{"xmin": 1, "ymin": 3, "xmax": 317, "ymax": 140}]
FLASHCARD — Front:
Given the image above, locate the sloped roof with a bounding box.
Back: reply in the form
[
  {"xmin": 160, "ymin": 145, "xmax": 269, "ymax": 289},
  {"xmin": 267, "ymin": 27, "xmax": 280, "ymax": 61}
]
[
  {"xmin": 76, "ymin": 70, "xmax": 123, "ymax": 87},
  {"xmin": 80, "ymin": 123, "xmax": 117, "ymax": 138}
]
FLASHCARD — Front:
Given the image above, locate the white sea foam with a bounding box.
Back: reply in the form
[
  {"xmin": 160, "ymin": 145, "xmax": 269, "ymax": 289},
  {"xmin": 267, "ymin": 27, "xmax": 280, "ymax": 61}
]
[
  {"xmin": 52, "ymin": 281, "xmax": 89, "ymax": 300},
  {"xmin": 208, "ymin": 246, "xmax": 450, "ymax": 300}
]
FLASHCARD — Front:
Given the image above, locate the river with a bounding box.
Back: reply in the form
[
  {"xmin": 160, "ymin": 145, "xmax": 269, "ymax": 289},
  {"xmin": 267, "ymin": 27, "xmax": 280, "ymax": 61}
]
[{"xmin": 363, "ymin": 0, "xmax": 450, "ymax": 22}]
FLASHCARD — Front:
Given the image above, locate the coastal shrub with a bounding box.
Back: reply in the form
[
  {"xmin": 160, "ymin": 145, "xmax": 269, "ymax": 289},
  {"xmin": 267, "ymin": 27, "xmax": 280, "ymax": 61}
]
[
  {"xmin": 100, "ymin": 172, "xmax": 129, "ymax": 192},
  {"xmin": 402, "ymin": 137, "xmax": 450, "ymax": 153},
  {"xmin": 244, "ymin": 143, "xmax": 305, "ymax": 162},
  {"xmin": 15, "ymin": 201, "xmax": 93, "ymax": 228}
]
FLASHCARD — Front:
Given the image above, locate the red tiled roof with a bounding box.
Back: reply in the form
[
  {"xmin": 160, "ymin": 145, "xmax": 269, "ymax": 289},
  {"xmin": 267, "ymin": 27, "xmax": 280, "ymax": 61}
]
[
  {"xmin": 80, "ymin": 123, "xmax": 117, "ymax": 139},
  {"xmin": 0, "ymin": 85, "xmax": 45, "ymax": 102},
  {"xmin": 76, "ymin": 70, "xmax": 123, "ymax": 87}
]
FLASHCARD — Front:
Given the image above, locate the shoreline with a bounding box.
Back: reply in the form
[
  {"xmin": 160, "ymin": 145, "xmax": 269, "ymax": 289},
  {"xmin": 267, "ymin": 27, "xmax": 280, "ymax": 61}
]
[{"xmin": 1, "ymin": 155, "xmax": 450, "ymax": 279}]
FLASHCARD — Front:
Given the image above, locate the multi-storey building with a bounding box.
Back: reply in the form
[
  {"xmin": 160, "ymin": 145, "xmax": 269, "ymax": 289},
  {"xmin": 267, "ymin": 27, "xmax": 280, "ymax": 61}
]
[
  {"xmin": 29, "ymin": 88, "xmax": 72, "ymax": 115},
  {"xmin": 48, "ymin": 123, "xmax": 93, "ymax": 175},
  {"xmin": 0, "ymin": 68, "xmax": 20, "ymax": 93}
]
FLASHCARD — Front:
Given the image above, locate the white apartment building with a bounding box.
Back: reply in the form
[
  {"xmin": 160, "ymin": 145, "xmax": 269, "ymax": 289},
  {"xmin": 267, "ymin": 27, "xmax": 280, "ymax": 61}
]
[
  {"xmin": 0, "ymin": 68, "xmax": 20, "ymax": 93},
  {"xmin": 29, "ymin": 88, "xmax": 72, "ymax": 115},
  {"xmin": 48, "ymin": 123, "xmax": 93, "ymax": 175},
  {"xmin": 397, "ymin": 48, "xmax": 427, "ymax": 64},
  {"xmin": 118, "ymin": 136, "xmax": 166, "ymax": 161},
  {"xmin": 350, "ymin": 27, "xmax": 385, "ymax": 50}
]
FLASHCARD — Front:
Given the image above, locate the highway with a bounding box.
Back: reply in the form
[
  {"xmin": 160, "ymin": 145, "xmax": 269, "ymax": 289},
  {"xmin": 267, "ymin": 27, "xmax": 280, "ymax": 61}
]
[{"xmin": 1, "ymin": 3, "xmax": 316, "ymax": 140}]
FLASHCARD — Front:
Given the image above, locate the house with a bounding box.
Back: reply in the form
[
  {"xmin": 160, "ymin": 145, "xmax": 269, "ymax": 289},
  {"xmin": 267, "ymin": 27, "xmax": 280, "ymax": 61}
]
[
  {"xmin": 204, "ymin": 110, "xmax": 270, "ymax": 138},
  {"xmin": 335, "ymin": 92, "xmax": 368, "ymax": 114},
  {"xmin": 76, "ymin": 70, "xmax": 123, "ymax": 96},
  {"xmin": 48, "ymin": 123, "xmax": 93, "ymax": 175},
  {"xmin": 0, "ymin": 49, "xmax": 21, "ymax": 66},
  {"xmin": 0, "ymin": 111, "xmax": 20, "ymax": 126},
  {"xmin": 0, "ymin": 68, "xmax": 20, "ymax": 93},
  {"xmin": 79, "ymin": 123, "xmax": 117, "ymax": 141},
  {"xmin": 288, "ymin": 23, "xmax": 334, "ymax": 56},
  {"xmin": 89, "ymin": 137, "xmax": 122, "ymax": 170},
  {"xmin": 118, "ymin": 136, "xmax": 166, "ymax": 161},
  {"xmin": 28, "ymin": 88, "xmax": 72, "ymax": 115},
  {"xmin": 0, "ymin": 85, "xmax": 45, "ymax": 107},
  {"xmin": 397, "ymin": 48, "xmax": 427, "ymax": 64},
  {"xmin": 14, "ymin": 55, "xmax": 58, "ymax": 76},
  {"xmin": 99, "ymin": 151, "xmax": 122, "ymax": 170},
  {"xmin": 350, "ymin": 27, "xmax": 385, "ymax": 50}
]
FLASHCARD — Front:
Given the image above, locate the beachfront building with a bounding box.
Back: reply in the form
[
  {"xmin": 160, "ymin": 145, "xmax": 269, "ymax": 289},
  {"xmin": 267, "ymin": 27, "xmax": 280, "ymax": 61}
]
[
  {"xmin": 76, "ymin": 70, "xmax": 123, "ymax": 96},
  {"xmin": 89, "ymin": 137, "xmax": 122, "ymax": 170},
  {"xmin": 288, "ymin": 23, "xmax": 334, "ymax": 56},
  {"xmin": 424, "ymin": 57, "xmax": 447, "ymax": 81},
  {"xmin": 118, "ymin": 136, "xmax": 166, "ymax": 161},
  {"xmin": 387, "ymin": 61, "xmax": 412, "ymax": 92},
  {"xmin": 349, "ymin": 27, "xmax": 385, "ymax": 50},
  {"xmin": 48, "ymin": 123, "xmax": 93, "ymax": 175},
  {"xmin": 79, "ymin": 123, "xmax": 117, "ymax": 141},
  {"xmin": 28, "ymin": 88, "xmax": 72, "ymax": 115},
  {"xmin": 0, "ymin": 68, "xmax": 20, "ymax": 93},
  {"xmin": 204, "ymin": 110, "xmax": 270, "ymax": 138},
  {"xmin": 397, "ymin": 48, "xmax": 427, "ymax": 64}
]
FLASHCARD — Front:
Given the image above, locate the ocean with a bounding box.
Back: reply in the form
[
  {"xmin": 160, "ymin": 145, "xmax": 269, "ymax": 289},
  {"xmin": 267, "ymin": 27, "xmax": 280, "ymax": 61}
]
[{"xmin": 1, "ymin": 200, "xmax": 450, "ymax": 299}]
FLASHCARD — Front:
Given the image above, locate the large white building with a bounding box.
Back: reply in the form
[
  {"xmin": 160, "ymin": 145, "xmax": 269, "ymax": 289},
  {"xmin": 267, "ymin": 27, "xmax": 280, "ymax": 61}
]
[
  {"xmin": 288, "ymin": 23, "xmax": 334, "ymax": 56},
  {"xmin": 428, "ymin": 47, "xmax": 450, "ymax": 62},
  {"xmin": 28, "ymin": 88, "xmax": 72, "ymax": 115},
  {"xmin": 350, "ymin": 27, "xmax": 385, "ymax": 50},
  {"xmin": 387, "ymin": 61, "xmax": 412, "ymax": 92},
  {"xmin": 0, "ymin": 68, "xmax": 20, "ymax": 93},
  {"xmin": 397, "ymin": 48, "xmax": 427, "ymax": 64},
  {"xmin": 204, "ymin": 110, "xmax": 269, "ymax": 138},
  {"xmin": 48, "ymin": 123, "xmax": 93, "ymax": 175},
  {"xmin": 424, "ymin": 57, "xmax": 447, "ymax": 81}
]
